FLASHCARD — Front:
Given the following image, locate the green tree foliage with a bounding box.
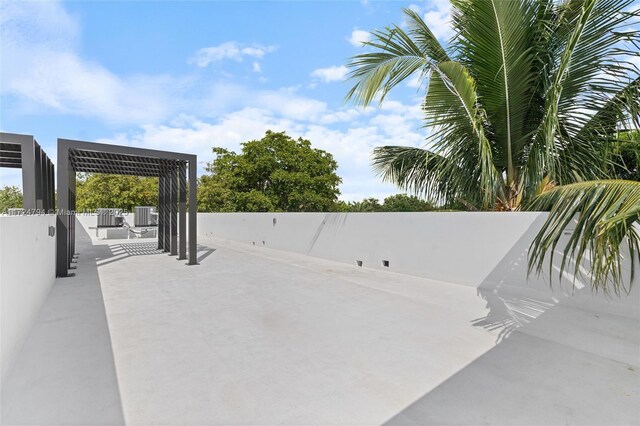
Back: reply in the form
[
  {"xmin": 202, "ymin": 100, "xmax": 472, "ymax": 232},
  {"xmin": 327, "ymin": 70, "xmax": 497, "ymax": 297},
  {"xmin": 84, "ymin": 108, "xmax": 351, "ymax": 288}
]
[
  {"xmin": 382, "ymin": 194, "xmax": 434, "ymax": 212},
  {"xmin": 0, "ymin": 186, "xmax": 23, "ymax": 212},
  {"xmin": 343, "ymin": 194, "xmax": 434, "ymax": 212},
  {"xmin": 346, "ymin": 1, "xmax": 639, "ymax": 292},
  {"xmin": 76, "ymin": 174, "xmax": 158, "ymax": 212},
  {"xmin": 348, "ymin": 197, "xmax": 383, "ymax": 212},
  {"xmin": 198, "ymin": 131, "xmax": 342, "ymax": 212}
]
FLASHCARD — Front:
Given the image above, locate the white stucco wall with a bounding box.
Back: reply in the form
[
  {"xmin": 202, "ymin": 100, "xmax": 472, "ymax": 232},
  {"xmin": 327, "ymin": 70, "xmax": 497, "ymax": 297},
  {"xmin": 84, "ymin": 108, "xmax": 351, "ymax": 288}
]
[
  {"xmin": 0, "ymin": 215, "xmax": 57, "ymax": 382},
  {"xmin": 198, "ymin": 212, "xmax": 639, "ymax": 318}
]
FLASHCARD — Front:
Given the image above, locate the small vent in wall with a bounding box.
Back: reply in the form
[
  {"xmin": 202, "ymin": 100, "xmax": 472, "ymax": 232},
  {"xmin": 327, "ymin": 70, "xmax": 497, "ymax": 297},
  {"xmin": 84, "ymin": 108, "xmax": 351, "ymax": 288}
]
[
  {"xmin": 382, "ymin": 260, "xmax": 390, "ymax": 268},
  {"xmin": 356, "ymin": 260, "xmax": 363, "ymax": 267}
]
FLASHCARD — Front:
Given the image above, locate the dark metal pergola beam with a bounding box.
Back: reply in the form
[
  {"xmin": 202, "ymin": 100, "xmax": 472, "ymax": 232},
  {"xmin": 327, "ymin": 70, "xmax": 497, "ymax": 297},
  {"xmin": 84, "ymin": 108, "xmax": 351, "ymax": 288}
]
[
  {"xmin": 56, "ymin": 138, "xmax": 198, "ymax": 277},
  {"xmin": 70, "ymin": 160, "xmax": 166, "ymax": 176},
  {"xmin": 0, "ymin": 133, "xmax": 55, "ymax": 211},
  {"xmin": 69, "ymin": 150, "xmax": 185, "ymax": 176}
]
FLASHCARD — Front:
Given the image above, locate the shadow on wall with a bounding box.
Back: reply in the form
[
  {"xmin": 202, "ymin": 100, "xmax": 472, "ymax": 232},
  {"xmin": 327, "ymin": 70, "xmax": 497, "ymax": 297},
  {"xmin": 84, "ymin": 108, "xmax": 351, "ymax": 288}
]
[
  {"xmin": 471, "ymin": 215, "xmax": 638, "ymax": 343},
  {"xmin": 306, "ymin": 213, "xmax": 349, "ymax": 254},
  {"xmin": 384, "ymin": 217, "xmax": 639, "ymax": 425},
  {"xmin": 94, "ymin": 242, "xmax": 216, "ymax": 268}
]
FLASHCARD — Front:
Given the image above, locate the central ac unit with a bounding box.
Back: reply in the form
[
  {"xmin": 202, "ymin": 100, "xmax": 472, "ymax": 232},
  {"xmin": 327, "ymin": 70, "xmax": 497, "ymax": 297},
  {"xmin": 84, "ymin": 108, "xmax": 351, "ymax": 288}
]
[
  {"xmin": 97, "ymin": 208, "xmax": 124, "ymax": 227},
  {"xmin": 134, "ymin": 206, "xmax": 158, "ymax": 227}
]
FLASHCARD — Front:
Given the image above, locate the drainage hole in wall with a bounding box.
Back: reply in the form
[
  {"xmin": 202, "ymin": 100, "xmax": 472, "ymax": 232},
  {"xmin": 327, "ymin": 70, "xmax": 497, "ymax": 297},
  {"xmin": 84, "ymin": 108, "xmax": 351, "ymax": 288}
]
[
  {"xmin": 382, "ymin": 260, "xmax": 390, "ymax": 267},
  {"xmin": 262, "ymin": 241, "xmax": 265, "ymax": 245},
  {"xmin": 252, "ymin": 241, "xmax": 255, "ymax": 245},
  {"xmin": 356, "ymin": 260, "xmax": 363, "ymax": 267}
]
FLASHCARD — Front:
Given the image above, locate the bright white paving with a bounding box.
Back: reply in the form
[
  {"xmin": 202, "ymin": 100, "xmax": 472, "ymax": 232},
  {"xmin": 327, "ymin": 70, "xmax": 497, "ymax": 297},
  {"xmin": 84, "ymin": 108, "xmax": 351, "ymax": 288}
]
[{"xmin": 1, "ymin": 222, "xmax": 638, "ymax": 425}]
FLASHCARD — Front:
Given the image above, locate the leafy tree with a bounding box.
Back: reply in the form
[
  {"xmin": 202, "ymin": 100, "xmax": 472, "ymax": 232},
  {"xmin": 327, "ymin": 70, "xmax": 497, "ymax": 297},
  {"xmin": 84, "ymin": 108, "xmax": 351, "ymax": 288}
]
[
  {"xmin": 346, "ymin": 1, "xmax": 639, "ymax": 293},
  {"xmin": 333, "ymin": 200, "xmax": 352, "ymax": 212},
  {"xmin": 198, "ymin": 131, "xmax": 342, "ymax": 212},
  {"xmin": 335, "ymin": 194, "xmax": 435, "ymax": 212},
  {"xmin": 0, "ymin": 185, "xmax": 23, "ymax": 212},
  {"xmin": 348, "ymin": 197, "xmax": 383, "ymax": 212},
  {"xmin": 76, "ymin": 174, "xmax": 158, "ymax": 212},
  {"xmin": 382, "ymin": 194, "xmax": 434, "ymax": 212}
]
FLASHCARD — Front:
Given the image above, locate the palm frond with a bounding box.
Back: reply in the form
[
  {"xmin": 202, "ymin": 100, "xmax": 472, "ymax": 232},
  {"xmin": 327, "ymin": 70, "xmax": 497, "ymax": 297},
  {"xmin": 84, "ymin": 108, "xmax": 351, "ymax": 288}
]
[
  {"xmin": 345, "ymin": 9, "xmax": 449, "ymax": 106},
  {"xmin": 532, "ymin": 0, "xmax": 599, "ymax": 182},
  {"xmin": 527, "ymin": 180, "xmax": 640, "ymax": 295},
  {"xmin": 372, "ymin": 145, "xmax": 480, "ymax": 208},
  {"xmin": 403, "ymin": 8, "xmax": 451, "ymax": 63},
  {"xmin": 426, "ymin": 61, "xmax": 504, "ymax": 208},
  {"xmin": 578, "ymin": 77, "xmax": 640, "ymax": 138},
  {"xmin": 452, "ymin": 0, "xmax": 540, "ymax": 184},
  {"xmin": 554, "ymin": 0, "xmax": 638, "ymax": 120}
]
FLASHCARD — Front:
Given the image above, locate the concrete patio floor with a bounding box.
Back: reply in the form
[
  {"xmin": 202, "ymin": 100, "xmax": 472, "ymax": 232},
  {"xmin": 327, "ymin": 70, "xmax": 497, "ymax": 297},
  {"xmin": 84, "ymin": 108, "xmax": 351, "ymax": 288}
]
[{"xmin": 1, "ymin": 222, "xmax": 638, "ymax": 425}]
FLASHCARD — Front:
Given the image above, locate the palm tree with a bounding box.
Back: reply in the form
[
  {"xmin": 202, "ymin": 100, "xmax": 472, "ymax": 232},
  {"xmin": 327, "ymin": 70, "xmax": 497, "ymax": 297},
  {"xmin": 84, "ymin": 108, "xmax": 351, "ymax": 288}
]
[{"xmin": 346, "ymin": 0, "xmax": 640, "ymax": 294}]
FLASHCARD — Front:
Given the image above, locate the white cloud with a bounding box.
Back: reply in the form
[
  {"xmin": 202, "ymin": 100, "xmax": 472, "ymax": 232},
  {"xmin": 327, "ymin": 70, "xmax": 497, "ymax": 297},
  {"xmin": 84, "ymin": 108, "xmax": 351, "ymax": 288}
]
[
  {"xmin": 1, "ymin": 0, "xmax": 179, "ymax": 125},
  {"xmin": 310, "ymin": 65, "xmax": 349, "ymax": 83},
  {"xmin": 407, "ymin": 73, "xmax": 423, "ymax": 89},
  {"xmin": 0, "ymin": 0, "xmax": 429, "ymax": 201},
  {"xmin": 406, "ymin": 1, "xmax": 453, "ymax": 41},
  {"xmin": 95, "ymin": 96, "xmax": 426, "ymax": 202},
  {"xmin": 198, "ymin": 82, "xmax": 328, "ymax": 121},
  {"xmin": 252, "ymin": 62, "xmax": 262, "ymax": 73},
  {"xmin": 348, "ymin": 29, "xmax": 370, "ymax": 47},
  {"xmin": 188, "ymin": 42, "xmax": 277, "ymax": 67}
]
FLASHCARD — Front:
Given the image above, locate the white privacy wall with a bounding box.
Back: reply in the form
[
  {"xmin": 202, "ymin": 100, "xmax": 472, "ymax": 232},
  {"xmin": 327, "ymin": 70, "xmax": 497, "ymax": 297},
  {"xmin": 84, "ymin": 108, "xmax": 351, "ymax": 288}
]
[
  {"xmin": 199, "ymin": 212, "xmax": 549, "ymax": 286},
  {"xmin": 199, "ymin": 212, "xmax": 638, "ymax": 317},
  {"xmin": 0, "ymin": 215, "xmax": 57, "ymax": 382}
]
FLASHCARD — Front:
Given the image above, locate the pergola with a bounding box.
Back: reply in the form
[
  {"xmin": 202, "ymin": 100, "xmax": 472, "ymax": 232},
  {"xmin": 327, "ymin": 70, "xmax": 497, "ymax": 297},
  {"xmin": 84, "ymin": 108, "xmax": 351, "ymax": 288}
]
[
  {"xmin": 0, "ymin": 132, "xmax": 55, "ymax": 211},
  {"xmin": 57, "ymin": 139, "xmax": 198, "ymax": 277}
]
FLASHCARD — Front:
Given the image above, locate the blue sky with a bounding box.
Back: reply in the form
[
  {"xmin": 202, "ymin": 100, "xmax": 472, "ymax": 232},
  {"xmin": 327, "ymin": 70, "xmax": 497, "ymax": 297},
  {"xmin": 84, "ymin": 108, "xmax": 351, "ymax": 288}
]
[{"xmin": 1, "ymin": 0, "xmax": 452, "ymax": 201}]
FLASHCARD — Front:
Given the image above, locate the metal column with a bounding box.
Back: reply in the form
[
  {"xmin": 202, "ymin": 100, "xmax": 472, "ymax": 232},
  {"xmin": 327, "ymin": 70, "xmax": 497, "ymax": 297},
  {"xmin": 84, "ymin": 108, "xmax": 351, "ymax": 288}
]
[
  {"xmin": 48, "ymin": 159, "xmax": 55, "ymax": 212},
  {"xmin": 56, "ymin": 140, "xmax": 70, "ymax": 277},
  {"xmin": 157, "ymin": 174, "xmax": 165, "ymax": 251},
  {"xmin": 178, "ymin": 163, "xmax": 187, "ymax": 260},
  {"xmin": 69, "ymin": 169, "xmax": 76, "ymax": 260},
  {"xmin": 34, "ymin": 143, "xmax": 43, "ymax": 210},
  {"xmin": 20, "ymin": 137, "xmax": 36, "ymax": 210},
  {"xmin": 188, "ymin": 157, "xmax": 197, "ymax": 265},
  {"xmin": 170, "ymin": 167, "xmax": 178, "ymax": 256},
  {"xmin": 163, "ymin": 172, "xmax": 170, "ymax": 252}
]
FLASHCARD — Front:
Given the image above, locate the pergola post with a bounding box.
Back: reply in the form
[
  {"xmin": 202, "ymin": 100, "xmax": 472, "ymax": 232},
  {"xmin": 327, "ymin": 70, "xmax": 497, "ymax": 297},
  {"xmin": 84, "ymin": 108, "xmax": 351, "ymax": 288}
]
[
  {"xmin": 158, "ymin": 174, "xmax": 165, "ymax": 251},
  {"xmin": 34, "ymin": 143, "xmax": 43, "ymax": 210},
  {"xmin": 170, "ymin": 167, "xmax": 178, "ymax": 256},
  {"xmin": 49, "ymin": 159, "xmax": 55, "ymax": 212},
  {"xmin": 20, "ymin": 137, "xmax": 36, "ymax": 210},
  {"xmin": 163, "ymin": 171, "xmax": 170, "ymax": 253},
  {"xmin": 188, "ymin": 158, "xmax": 197, "ymax": 265},
  {"xmin": 56, "ymin": 140, "xmax": 71, "ymax": 277},
  {"xmin": 69, "ymin": 169, "xmax": 76, "ymax": 259},
  {"xmin": 178, "ymin": 164, "xmax": 187, "ymax": 260}
]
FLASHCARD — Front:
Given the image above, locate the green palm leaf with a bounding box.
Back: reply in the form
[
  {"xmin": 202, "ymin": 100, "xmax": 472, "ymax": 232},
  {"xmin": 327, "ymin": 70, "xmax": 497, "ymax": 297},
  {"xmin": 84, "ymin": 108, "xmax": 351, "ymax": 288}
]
[
  {"xmin": 426, "ymin": 61, "xmax": 503, "ymax": 208},
  {"xmin": 345, "ymin": 8, "xmax": 449, "ymax": 106},
  {"xmin": 452, "ymin": 0, "xmax": 540, "ymax": 186},
  {"xmin": 527, "ymin": 180, "xmax": 640, "ymax": 295},
  {"xmin": 372, "ymin": 145, "xmax": 480, "ymax": 208}
]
